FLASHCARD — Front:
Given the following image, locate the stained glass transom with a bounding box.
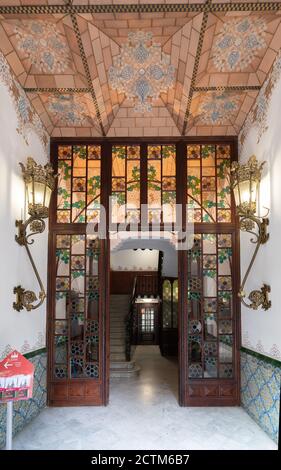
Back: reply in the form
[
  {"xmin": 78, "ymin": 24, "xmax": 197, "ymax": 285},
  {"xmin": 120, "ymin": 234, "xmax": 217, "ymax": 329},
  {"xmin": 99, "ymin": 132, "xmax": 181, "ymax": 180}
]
[
  {"xmin": 147, "ymin": 144, "xmax": 176, "ymax": 223},
  {"xmin": 187, "ymin": 144, "xmax": 232, "ymax": 223},
  {"xmin": 57, "ymin": 145, "xmax": 101, "ymax": 223},
  {"xmin": 111, "ymin": 145, "xmax": 140, "ymax": 224}
]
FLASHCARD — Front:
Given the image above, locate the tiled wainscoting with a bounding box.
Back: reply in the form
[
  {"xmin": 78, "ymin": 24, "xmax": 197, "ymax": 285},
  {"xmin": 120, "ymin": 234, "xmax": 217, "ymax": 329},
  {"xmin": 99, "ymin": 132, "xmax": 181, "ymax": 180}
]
[
  {"xmin": 241, "ymin": 347, "xmax": 281, "ymax": 444},
  {"xmin": 0, "ymin": 348, "xmax": 47, "ymax": 449}
]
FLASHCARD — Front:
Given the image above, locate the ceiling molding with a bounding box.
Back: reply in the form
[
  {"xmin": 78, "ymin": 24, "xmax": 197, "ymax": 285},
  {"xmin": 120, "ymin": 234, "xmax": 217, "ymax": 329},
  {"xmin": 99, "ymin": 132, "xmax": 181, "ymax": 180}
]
[
  {"xmin": 69, "ymin": 11, "xmax": 105, "ymax": 136},
  {"xmin": 193, "ymin": 86, "xmax": 262, "ymax": 92},
  {"xmin": 24, "ymin": 88, "xmax": 91, "ymax": 94},
  {"xmin": 182, "ymin": 3, "xmax": 211, "ymax": 135},
  {"xmin": 1, "ymin": 3, "xmax": 281, "ymax": 15}
]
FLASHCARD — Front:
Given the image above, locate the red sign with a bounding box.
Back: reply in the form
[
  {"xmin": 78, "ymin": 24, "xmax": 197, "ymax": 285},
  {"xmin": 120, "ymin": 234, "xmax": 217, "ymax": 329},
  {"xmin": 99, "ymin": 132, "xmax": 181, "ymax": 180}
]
[{"xmin": 0, "ymin": 350, "xmax": 34, "ymax": 403}]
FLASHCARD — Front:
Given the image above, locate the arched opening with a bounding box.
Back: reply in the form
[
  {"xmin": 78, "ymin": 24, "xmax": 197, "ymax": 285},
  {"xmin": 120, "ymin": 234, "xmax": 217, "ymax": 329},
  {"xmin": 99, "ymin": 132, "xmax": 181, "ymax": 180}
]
[{"xmin": 109, "ymin": 233, "xmax": 179, "ymax": 402}]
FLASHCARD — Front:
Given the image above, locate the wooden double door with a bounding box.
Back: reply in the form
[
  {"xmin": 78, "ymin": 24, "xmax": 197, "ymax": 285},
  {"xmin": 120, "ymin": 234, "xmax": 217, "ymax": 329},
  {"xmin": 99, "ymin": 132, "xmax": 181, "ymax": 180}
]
[
  {"xmin": 47, "ymin": 138, "xmax": 240, "ymax": 407},
  {"xmin": 136, "ymin": 303, "xmax": 159, "ymax": 345}
]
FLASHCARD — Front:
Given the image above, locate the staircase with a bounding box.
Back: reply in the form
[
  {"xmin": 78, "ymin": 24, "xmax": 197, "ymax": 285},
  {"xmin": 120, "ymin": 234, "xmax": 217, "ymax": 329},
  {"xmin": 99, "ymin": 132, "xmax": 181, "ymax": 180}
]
[{"xmin": 110, "ymin": 294, "xmax": 140, "ymax": 378}]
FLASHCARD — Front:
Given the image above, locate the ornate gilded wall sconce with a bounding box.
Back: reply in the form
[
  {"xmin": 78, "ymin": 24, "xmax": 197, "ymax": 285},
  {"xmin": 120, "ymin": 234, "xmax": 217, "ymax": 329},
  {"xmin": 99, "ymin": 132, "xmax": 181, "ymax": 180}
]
[
  {"xmin": 231, "ymin": 155, "xmax": 271, "ymax": 310},
  {"xmin": 13, "ymin": 157, "xmax": 55, "ymax": 312}
]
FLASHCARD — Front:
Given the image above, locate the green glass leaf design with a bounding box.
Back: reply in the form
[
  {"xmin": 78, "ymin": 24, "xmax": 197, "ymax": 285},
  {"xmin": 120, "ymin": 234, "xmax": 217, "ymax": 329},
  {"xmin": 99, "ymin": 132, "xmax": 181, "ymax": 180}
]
[
  {"xmin": 56, "ymin": 249, "xmax": 70, "ymax": 264},
  {"xmin": 202, "ymin": 200, "xmax": 216, "ymax": 208},
  {"xmin": 219, "ymin": 291, "xmax": 232, "ymax": 301},
  {"xmin": 147, "ymin": 165, "xmax": 157, "ymax": 180},
  {"xmin": 187, "ymin": 175, "xmax": 200, "ymax": 195},
  {"xmin": 218, "ymin": 248, "xmax": 232, "ymax": 263},
  {"xmin": 203, "ymin": 214, "xmax": 211, "ymax": 222},
  {"xmin": 112, "ymin": 146, "xmax": 126, "ymax": 159},
  {"xmin": 88, "ymin": 175, "xmax": 101, "ymax": 196},
  {"xmin": 130, "ymin": 165, "xmax": 140, "ymax": 183},
  {"xmin": 162, "ymin": 145, "xmax": 175, "ymax": 159},
  {"xmin": 203, "ymin": 270, "xmax": 216, "ymax": 278},
  {"xmin": 218, "ymin": 187, "xmax": 231, "ymax": 199},
  {"xmin": 73, "ymin": 145, "xmax": 87, "ymax": 159},
  {"xmin": 72, "ymin": 270, "xmax": 85, "ymax": 279},
  {"xmin": 201, "ymin": 145, "xmax": 215, "ymax": 159},
  {"xmin": 112, "ymin": 192, "xmax": 125, "ymax": 206},
  {"xmin": 58, "ymin": 160, "xmax": 71, "ymax": 180},
  {"xmin": 72, "ymin": 200, "xmax": 86, "ymax": 209},
  {"xmin": 58, "ymin": 188, "xmax": 70, "ymax": 199},
  {"xmin": 162, "ymin": 191, "xmax": 176, "ymax": 204},
  {"xmin": 217, "ymin": 159, "xmax": 230, "ymax": 179}
]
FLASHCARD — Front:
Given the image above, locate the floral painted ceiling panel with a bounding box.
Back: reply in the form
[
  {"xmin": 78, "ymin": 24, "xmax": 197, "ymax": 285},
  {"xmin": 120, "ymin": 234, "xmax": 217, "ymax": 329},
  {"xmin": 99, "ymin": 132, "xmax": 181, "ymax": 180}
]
[
  {"xmin": 27, "ymin": 91, "xmax": 101, "ymax": 136},
  {"xmin": 196, "ymin": 12, "xmax": 281, "ymax": 87},
  {"xmin": 0, "ymin": 15, "xmax": 88, "ymax": 88},
  {"xmin": 188, "ymin": 89, "xmax": 259, "ymax": 135},
  {"xmin": 0, "ymin": 2, "xmax": 281, "ymax": 137}
]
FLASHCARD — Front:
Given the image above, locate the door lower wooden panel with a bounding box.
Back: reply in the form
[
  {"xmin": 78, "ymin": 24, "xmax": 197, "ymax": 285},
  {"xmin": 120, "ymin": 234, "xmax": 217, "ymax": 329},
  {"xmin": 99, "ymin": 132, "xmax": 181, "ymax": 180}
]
[
  {"xmin": 185, "ymin": 380, "xmax": 239, "ymax": 405},
  {"xmin": 49, "ymin": 381, "xmax": 103, "ymax": 406}
]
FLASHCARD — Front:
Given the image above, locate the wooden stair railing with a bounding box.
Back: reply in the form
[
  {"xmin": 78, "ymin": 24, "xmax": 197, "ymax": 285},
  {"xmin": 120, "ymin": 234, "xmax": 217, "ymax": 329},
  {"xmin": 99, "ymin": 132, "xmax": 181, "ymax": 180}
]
[{"xmin": 125, "ymin": 276, "xmax": 137, "ymax": 362}]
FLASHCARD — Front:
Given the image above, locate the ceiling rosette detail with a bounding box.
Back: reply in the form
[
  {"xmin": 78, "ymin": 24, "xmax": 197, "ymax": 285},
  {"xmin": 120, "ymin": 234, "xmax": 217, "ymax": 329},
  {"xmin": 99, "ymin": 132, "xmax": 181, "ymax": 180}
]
[{"xmin": 108, "ymin": 31, "xmax": 175, "ymax": 113}]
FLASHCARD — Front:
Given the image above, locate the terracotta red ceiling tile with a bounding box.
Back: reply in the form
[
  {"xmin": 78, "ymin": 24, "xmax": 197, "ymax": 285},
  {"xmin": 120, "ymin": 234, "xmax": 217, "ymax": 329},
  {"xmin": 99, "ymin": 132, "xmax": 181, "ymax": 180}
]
[{"xmin": 259, "ymin": 48, "xmax": 278, "ymax": 74}]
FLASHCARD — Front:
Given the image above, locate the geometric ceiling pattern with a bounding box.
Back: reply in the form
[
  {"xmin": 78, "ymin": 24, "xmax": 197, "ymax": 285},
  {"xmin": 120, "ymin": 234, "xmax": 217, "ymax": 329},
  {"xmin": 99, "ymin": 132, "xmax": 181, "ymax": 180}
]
[{"xmin": 0, "ymin": 1, "xmax": 281, "ymax": 138}]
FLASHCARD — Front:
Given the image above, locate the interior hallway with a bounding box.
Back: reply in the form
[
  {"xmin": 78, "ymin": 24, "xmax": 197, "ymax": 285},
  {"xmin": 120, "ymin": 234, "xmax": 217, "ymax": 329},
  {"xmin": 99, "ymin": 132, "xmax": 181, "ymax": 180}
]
[{"xmin": 13, "ymin": 346, "xmax": 277, "ymax": 450}]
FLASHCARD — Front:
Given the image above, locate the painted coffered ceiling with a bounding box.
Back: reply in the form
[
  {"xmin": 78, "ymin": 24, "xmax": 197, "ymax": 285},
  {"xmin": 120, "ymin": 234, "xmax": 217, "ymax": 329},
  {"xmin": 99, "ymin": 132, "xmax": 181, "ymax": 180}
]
[{"xmin": 0, "ymin": 1, "xmax": 281, "ymax": 138}]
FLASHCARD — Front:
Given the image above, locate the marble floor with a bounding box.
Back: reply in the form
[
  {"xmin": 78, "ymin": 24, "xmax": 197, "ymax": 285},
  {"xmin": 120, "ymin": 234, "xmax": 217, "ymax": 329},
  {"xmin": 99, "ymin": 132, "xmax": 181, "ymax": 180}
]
[{"xmin": 13, "ymin": 346, "xmax": 277, "ymax": 450}]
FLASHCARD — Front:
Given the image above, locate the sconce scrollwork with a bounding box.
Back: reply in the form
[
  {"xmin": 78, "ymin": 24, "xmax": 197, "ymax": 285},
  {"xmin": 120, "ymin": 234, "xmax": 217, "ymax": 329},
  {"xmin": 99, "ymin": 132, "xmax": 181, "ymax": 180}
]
[
  {"xmin": 13, "ymin": 157, "xmax": 55, "ymax": 312},
  {"xmin": 231, "ymin": 155, "xmax": 271, "ymax": 311}
]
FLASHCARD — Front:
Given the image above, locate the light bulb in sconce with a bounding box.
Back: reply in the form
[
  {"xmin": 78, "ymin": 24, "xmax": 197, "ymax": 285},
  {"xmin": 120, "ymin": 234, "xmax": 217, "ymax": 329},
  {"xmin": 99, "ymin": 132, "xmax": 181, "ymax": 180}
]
[
  {"xmin": 230, "ymin": 155, "xmax": 264, "ymax": 216},
  {"xmin": 20, "ymin": 157, "xmax": 56, "ymax": 218}
]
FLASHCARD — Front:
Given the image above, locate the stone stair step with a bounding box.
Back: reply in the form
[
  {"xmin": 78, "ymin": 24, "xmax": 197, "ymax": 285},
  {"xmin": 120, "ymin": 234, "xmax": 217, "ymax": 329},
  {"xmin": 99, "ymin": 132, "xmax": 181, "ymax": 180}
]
[
  {"xmin": 110, "ymin": 338, "xmax": 125, "ymax": 346},
  {"xmin": 111, "ymin": 345, "xmax": 125, "ymax": 353},
  {"xmin": 110, "ymin": 353, "xmax": 126, "ymax": 361},
  {"xmin": 110, "ymin": 361, "xmax": 136, "ymax": 370},
  {"xmin": 110, "ymin": 332, "xmax": 125, "ymax": 338},
  {"xmin": 110, "ymin": 327, "xmax": 126, "ymax": 333},
  {"xmin": 110, "ymin": 361, "xmax": 141, "ymax": 378}
]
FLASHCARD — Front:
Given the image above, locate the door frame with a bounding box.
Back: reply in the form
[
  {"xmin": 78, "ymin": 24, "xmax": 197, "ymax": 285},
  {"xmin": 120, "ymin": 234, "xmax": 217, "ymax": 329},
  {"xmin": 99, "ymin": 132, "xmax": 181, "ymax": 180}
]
[{"xmin": 47, "ymin": 136, "xmax": 240, "ymax": 407}]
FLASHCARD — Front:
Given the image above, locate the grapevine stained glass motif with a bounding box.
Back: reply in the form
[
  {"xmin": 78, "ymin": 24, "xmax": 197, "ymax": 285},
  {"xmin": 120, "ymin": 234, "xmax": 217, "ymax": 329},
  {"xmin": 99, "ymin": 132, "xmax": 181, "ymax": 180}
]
[
  {"xmin": 187, "ymin": 144, "xmax": 231, "ymax": 223},
  {"xmin": 111, "ymin": 145, "xmax": 140, "ymax": 223},
  {"xmin": 187, "ymin": 233, "xmax": 234, "ymax": 379},
  {"xmin": 148, "ymin": 144, "xmax": 176, "ymax": 223},
  {"xmin": 54, "ymin": 234, "xmax": 100, "ymax": 379},
  {"xmin": 57, "ymin": 145, "xmax": 101, "ymax": 223}
]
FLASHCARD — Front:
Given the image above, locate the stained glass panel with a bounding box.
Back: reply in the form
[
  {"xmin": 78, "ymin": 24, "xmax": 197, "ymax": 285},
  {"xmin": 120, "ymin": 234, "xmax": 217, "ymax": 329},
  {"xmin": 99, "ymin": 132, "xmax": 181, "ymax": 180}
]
[
  {"xmin": 54, "ymin": 234, "xmax": 100, "ymax": 379},
  {"xmin": 187, "ymin": 144, "xmax": 232, "ymax": 223},
  {"xmin": 162, "ymin": 280, "xmax": 172, "ymax": 329},
  {"xmin": 111, "ymin": 145, "xmax": 140, "ymax": 223},
  {"xmin": 57, "ymin": 145, "xmax": 101, "ymax": 224},
  {"xmin": 188, "ymin": 233, "xmax": 234, "ymax": 380},
  {"xmin": 147, "ymin": 144, "xmax": 176, "ymax": 223}
]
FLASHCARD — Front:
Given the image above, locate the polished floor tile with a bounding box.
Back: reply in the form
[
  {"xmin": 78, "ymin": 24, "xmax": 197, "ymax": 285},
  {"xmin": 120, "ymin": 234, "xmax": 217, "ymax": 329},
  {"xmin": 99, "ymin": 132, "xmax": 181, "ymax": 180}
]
[{"xmin": 13, "ymin": 346, "xmax": 277, "ymax": 450}]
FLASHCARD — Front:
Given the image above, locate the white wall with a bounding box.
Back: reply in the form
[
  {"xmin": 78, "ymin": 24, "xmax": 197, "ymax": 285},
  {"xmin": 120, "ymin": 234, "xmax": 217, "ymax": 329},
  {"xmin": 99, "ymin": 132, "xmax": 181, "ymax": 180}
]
[
  {"xmin": 239, "ymin": 70, "xmax": 281, "ymax": 360},
  {"xmin": 111, "ymin": 237, "xmax": 178, "ymax": 278},
  {"xmin": 0, "ymin": 82, "xmax": 49, "ymax": 359},
  {"xmin": 111, "ymin": 249, "xmax": 159, "ymax": 271}
]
